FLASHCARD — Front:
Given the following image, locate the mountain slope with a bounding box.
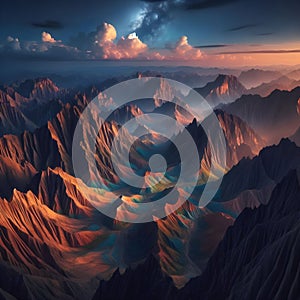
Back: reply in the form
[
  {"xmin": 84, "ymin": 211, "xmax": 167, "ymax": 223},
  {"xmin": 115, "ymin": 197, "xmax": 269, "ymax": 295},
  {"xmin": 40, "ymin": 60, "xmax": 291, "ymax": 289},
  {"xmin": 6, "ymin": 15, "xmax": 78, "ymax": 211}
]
[
  {"xmin": 92, "ymin": 170, "xmax": 300, "ymax": 300},
  {"xmin": 182, "ymin": 169, "xmax": 300, "ymax": 300},
  {"xmin": 92, "ymin": 255, "xmax": 177, "ymax": 300},
  {"xmin": 179, "ymin": 110, "xmax": 264, "ymax": 171},
  {"xmin": 211, "ymin": 138, "xmax": 300, "ymax": 213},
  {"xmin": 222, "ymin": 87, "xmax": 300, "ymax": 144},
  {"xmin": 247, "ymin": 75, "xmax": 300, "ymax": 97},
  {"xmin": 0, "ymin": 78, "xmax": 65, "ymax": 134},
  {"xmin": 194, "ymin": 74, "xmax": 247, "ymax": 107},
  {"xmin": 290, "ymin": 126, "xmax": 300, "ymax": 146},
  {"xmin": 13, "ymin": 78, "xmax": 59, "ymax": 102},
  {"xmin": 0, "ymin": 102, "xmax": 37, "ymax": 136},
  {"xmin": 238, "ymin": 69, "xmax": 282, "ymax": 89}
]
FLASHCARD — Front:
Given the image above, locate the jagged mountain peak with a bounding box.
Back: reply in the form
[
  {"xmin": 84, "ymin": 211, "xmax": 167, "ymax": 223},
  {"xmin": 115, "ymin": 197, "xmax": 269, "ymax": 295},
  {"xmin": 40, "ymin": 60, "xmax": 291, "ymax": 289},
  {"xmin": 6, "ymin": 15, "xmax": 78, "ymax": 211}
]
[
  {"xmin": 215, "ymin": 74, "xmax": 246, "ymax": 96},
  {"xmin": 194, "ymin": 74, "xmax": 247, "ymax": 107},
  {"xmin": 14, "ymin": 77, "xmax": 59, "ymax": 100}
]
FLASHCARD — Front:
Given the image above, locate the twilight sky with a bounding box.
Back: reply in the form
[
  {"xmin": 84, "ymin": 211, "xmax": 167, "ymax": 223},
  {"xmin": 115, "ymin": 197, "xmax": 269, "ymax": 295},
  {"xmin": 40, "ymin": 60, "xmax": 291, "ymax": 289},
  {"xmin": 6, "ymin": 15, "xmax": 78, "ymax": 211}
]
[{"xmin": 1, "ymin": 0, "xmax": 300, "ymax": 66}]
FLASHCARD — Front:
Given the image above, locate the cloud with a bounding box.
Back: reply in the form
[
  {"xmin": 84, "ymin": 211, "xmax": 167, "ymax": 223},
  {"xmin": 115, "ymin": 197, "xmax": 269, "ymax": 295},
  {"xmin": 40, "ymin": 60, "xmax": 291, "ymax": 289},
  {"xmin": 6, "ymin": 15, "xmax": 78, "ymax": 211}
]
[
  {"xmin": 93, "ymin": 23, "xmax": 148, "ymax": 59},
  {"xmin": 185, "ymin": 0, "xmax": 238, "ymax": 10},
  {"xmin": 79, "ymin": 23, "xmax": 202, "ymax": 60},
  {"xmin": 116, "ymin": 35, "xmax": 148, "ymax": 58},
  {"xmin": 95, "ymin": 23, "xmax": 117, "ymax": 44},
  {"xmin": 171, "ymin": 35, "xmax": 202, "ymax": 60},
  {"xmin": 4, "ymin": 36, "xmax": 21, "ymax": 51},
  {"xmin": 0, "ymin": 22, "xmax": 203, "ymax": 62},
  {"xmin": 68, "ymin": 23, "xmax": 148, "ymax": 59},
  {"xmin": 141, "ymin": 0, "xmax": 238, "ymax": 10},
  {"xmin": 140, "ymin": 0, "xmax": 163, "ymax": 2},
  {"xmin": 0, "ymin": 33, "xmax": 84, "ymax": 61},
  {"xmin": 227, "ymin": 23, "xmax": 259, "ymax": 32},
  {"xmin": 219, "ymin": 49, "xmax": 300, "ymax": 54},
  {"xmin": 195, "ymin": 44, "xmax": 229, "ymax": 48},
  {"xmin": 256, "ymin": 32, "xmax": 273, "ymax": 36},
  {"xmin": 42, "ymin": 32, "xmax": 57, "ymax": 43},
  {"xmin": 31, "ymin": 20, "xmax": 63, "ymax": 29}
]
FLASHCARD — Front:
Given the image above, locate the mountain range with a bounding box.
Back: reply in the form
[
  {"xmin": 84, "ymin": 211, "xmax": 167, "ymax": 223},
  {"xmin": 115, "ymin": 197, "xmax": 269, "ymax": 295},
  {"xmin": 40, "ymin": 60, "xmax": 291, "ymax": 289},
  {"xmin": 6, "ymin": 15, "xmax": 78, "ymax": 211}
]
[
  {"xmin": 91, "ymin": 169, "xmax": 300, "ymax": 300},
  {"xmin": 0, "ymin": 74, "xmax": 299, "ymax": 299}
]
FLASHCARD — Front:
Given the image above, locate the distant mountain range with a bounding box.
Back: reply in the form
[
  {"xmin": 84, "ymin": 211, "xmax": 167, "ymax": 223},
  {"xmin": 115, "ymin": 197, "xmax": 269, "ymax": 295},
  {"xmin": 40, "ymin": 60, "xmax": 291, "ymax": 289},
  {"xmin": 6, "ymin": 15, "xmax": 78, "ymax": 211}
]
[
  {"xmin": 221, "ymin": 87, "xmax": 300, "ymax": 144},
  {"xmin": 286, "ymin": 68, "xmax": 300, "ymax": 81},
  {"xmin": 238, "ymin": 69, "xmax": 283, "ymax": 89},
  {"xmin": 194, "ymin": 72, "xmax": 300, "ymax": 107},
  {"xmin": 247, "ymin": 75, "xmax": 300, "ymax": 97}
]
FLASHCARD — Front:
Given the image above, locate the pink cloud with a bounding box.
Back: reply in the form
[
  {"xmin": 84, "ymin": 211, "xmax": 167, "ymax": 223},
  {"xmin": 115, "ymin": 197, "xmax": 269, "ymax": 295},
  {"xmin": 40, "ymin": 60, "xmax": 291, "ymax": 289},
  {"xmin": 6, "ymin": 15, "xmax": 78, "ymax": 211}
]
[
  {"xmin": 42, "ymin": 32, "xmax": 57, "ymax": 43},
  {"xmin": 92, "ymin": 23, "xmax": 201, "ymax": 61},
  {"xmin": 95, "ymin": 23, "xmax": 117, "ymax": 44},
  {"xmin": 142, "ymin": 35, "xmax": 202, "ymax": 61},
  {"xmin": 172, "ymin": 36, "xmax": 202, "ymax": 60},
  {"xmin": 1, "ymin": 23, "xmax": 203, "ymax": 62},
  {"xmin": 94, "ymin": 23, "xmax": 148, "ymax": 59}
]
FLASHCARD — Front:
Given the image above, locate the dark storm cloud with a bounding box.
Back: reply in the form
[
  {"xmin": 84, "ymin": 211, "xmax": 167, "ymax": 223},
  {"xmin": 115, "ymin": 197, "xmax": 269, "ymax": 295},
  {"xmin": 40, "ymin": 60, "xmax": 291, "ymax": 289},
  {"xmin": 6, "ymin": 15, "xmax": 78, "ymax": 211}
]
[
  {"xmin": 195, "ymin": 44, "xmax": 229, "ymax": 48},
  {"xmin": 141, "ymin": 0, "xmax": 239, "ymax": 10},
  {"xmin": 185, "ymin": 0, "xmax": 239, "ymax": 10},
  {"xmin": 219, "ymin": 49, "xmax": 300, "ymax": 54},
  {"xmin": 256, "ymin": 32, "xmax": 273, "ymax": 36},
  {"xmin": 227, "ymin": 23, "xmax": 259, "ymax": 31},
  {"xmin": 140, "ymin": 0, "xmax": 163, "ymax": 2},
  {"xmin": 31, "ymin": 20, "xmax": 64, "ymax": 29}
]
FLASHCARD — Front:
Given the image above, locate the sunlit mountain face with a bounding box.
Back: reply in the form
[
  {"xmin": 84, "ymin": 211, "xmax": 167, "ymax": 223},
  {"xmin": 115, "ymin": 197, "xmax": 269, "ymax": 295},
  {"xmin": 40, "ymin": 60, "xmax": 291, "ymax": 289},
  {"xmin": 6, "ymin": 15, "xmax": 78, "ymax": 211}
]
[{"xmin": 0, "ymin": 1, "xmax": 300, "ymax": 300}]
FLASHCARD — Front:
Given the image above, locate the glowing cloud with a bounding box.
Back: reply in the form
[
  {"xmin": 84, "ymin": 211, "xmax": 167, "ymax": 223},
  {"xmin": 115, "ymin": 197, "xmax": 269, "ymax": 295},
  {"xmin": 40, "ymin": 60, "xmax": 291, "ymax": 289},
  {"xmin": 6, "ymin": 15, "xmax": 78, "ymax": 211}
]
[
  {"xmin": 94, "ymin": 23, "xmax": 148, "ymax": 59},
  {"xmin": 1, "ymin": 23, "xmax": 204, "ymax": 62},
  {"xmin": 42, "ymin": 32, "xmax": 57, "ymax": 43},
  {"xmin": 95, "ymin": 23, "xmax": 117, "ymax": 44},
  {"xmin": 92, "ymin": 23, "xmax": 201, "ymax": 61},
  {"xmin": 116, "ymin": 34, "xmax": 148, "ymax": 58},
  {"xmin": 172, "ymin": 36, "xmax": 202, "ymax": 60}
]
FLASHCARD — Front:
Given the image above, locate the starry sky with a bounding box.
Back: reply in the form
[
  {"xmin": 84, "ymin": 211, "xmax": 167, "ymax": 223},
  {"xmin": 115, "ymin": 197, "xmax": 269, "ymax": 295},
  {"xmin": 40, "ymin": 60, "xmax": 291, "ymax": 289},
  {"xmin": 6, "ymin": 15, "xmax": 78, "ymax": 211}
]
[{"xmin": 1, "ymin": 0, "xmax": 300, "ymax": 66}]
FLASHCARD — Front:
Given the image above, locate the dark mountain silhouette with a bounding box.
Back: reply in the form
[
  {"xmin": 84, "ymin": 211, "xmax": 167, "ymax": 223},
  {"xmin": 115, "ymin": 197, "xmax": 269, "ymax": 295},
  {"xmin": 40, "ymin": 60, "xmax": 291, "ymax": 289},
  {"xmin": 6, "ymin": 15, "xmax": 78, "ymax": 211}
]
[
  {"xmin": 92, "ymin": 170, "xmax": 300, "ymax": 300},
  {"xmin": 247, "ymin": 75, "xmax": 300, "ymax": 97},
  {"xmin": 211, "ymin": 138, "xmax": 300, "ymax": 213},
  {"xmin": 222, "ymin": 87, "xmax": 300, "ymax": 144},
  {"xmin": 290, "ymin": 126, "xmax": 300, "ymax": 146},
  {"xmin": 181, "ymin": 170, "xmax": 300, "ymax": 300},
  {"xmin": 238, "ymin": 69, "xmax": 282, "ymax": 89}
]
